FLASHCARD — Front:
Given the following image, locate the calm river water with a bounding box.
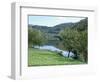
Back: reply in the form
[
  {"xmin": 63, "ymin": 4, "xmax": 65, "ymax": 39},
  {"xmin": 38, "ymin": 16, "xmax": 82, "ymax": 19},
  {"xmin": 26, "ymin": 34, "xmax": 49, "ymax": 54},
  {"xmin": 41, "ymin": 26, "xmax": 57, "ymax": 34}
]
[{"xmin": 34, "ymin": 45, "xmax": 74, "ymax": 57}]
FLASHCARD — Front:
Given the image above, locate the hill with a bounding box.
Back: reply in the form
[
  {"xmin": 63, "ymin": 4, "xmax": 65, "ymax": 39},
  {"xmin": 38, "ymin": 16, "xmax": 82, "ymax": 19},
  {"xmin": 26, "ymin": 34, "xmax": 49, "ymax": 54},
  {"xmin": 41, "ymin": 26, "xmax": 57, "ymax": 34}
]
[{"xmin": 28, "ymin": 18, "xmax": 87, "ymax": 46}]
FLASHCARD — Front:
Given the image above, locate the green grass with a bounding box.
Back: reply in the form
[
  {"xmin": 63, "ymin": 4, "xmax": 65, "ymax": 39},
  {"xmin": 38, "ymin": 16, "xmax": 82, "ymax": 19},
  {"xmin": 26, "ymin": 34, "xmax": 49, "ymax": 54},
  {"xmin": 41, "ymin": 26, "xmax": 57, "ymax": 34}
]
[{"xmin": 28, "ymin": 48, "xmax": 85, "ymax": 66}]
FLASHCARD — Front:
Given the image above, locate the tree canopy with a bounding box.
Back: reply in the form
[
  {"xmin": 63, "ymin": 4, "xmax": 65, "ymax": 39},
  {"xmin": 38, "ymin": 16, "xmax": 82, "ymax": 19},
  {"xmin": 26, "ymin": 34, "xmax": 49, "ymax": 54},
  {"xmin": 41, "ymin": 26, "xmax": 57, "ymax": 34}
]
[{"xmin": 28, "ymin": 27, "xmax": 46, "ymax": 47}]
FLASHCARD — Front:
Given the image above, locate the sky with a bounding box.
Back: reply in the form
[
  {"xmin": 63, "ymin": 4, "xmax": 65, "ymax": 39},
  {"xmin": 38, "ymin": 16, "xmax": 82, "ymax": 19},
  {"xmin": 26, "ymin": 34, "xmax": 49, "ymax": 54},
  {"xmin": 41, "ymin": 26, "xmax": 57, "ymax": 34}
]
[{"xmin": 28, "ymin": 15, "xmax": 85, "ymax": 27}]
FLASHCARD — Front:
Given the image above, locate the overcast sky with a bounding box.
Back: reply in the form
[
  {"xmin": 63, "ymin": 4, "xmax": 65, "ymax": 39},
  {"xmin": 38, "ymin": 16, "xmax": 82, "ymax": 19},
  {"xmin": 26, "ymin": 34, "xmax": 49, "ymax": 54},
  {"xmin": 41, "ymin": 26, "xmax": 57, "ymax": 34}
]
[{"xmin": 28, "ymin": 15, "xmax": 85, "ymax": 27}]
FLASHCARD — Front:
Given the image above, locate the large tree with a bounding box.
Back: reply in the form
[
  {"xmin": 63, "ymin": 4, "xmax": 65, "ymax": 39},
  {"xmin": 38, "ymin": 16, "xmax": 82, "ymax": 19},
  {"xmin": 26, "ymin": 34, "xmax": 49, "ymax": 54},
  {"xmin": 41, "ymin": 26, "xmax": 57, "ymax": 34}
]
[
  {"xmin": 59, "ymin": 28, "xmax": 87, "ymax": 62},
  {"xmin": 60, "ymin": 28, "xmax": 78, "ymax": 57}
]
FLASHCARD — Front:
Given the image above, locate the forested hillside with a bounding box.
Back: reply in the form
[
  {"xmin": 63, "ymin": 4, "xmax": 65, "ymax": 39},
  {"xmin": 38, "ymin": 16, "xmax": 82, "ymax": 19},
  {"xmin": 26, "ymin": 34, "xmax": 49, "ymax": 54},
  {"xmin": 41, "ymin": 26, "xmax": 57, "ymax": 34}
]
[{"xmin": 28, "ymin": 18, "xmax": 87, "ymax": 47}]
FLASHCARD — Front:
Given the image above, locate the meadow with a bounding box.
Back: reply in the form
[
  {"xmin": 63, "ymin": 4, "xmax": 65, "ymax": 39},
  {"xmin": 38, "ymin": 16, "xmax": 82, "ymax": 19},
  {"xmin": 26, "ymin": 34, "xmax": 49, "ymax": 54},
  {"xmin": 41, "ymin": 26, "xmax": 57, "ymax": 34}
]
[{"xmin": 28, "ymin": 48, "xmax": 84, "ymax": 66}]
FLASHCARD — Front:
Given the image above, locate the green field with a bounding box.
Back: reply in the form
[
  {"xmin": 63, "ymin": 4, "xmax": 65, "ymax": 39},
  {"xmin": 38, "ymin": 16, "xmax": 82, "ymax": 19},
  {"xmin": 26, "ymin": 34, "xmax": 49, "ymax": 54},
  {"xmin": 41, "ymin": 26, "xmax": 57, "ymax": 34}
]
[{"xmin": 28, "ymin": 48, "xmax": 85, "ymax": 66}]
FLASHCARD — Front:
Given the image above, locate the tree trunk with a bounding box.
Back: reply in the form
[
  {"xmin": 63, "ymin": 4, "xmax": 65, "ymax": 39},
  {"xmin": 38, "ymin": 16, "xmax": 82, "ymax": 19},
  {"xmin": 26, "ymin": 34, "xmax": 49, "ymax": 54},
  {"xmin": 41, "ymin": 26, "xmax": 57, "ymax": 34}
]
[
  {"xmin": 68, "ymin": 51, "xmax": 70, "ymax": 58},
  {"xmin": 83, "ymin": 53, "xmax": 88, "ymax": 63}
]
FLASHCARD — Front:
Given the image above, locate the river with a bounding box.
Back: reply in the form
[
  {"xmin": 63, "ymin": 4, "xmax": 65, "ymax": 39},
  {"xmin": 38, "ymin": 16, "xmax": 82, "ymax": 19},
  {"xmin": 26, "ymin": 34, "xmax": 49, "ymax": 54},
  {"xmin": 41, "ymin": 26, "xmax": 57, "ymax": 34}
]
[{"xmin": 34, "ymin": 45, "xmax": 74, "ymax": 57}]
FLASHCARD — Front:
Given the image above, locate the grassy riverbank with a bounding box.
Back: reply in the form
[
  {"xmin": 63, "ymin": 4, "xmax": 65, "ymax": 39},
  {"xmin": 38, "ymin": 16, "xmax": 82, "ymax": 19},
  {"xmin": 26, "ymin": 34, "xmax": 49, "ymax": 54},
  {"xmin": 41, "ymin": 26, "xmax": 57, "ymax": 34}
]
[{"xmin": 28, "ymin": 48, "xmax": 85, "ymax": 66}]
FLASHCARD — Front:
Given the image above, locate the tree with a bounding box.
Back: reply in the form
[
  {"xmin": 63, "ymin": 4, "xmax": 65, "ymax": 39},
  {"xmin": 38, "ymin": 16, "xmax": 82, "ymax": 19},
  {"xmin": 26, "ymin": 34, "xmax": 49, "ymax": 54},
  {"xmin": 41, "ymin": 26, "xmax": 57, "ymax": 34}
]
[
  {"xmin": 28, "ymin": 28, "xmax": 46, "ymax": 47},
  {"xmin": 59, "ymin": 28, "xmax": 78, "ymax": 57},
  {"xmin": 59, "ymin": 28, "xmax": 87, "ymax": 62},
  {"xmin": 74, "ymin": 31, "xmax": 87, "ymax": 62}
]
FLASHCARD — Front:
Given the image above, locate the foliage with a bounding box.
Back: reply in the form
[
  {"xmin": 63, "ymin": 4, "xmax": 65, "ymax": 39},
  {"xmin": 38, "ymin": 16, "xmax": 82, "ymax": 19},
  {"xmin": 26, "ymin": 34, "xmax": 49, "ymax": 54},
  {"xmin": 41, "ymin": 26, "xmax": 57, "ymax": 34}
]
[
  {"xmin": 59, "ymin": 29, "xmax": 79, "ymax": 57},
  {"xmin": 59, "ymin": 18, "xmax": 88, "ymax": 63},
  {"xmin": 72, "ymin": 18, "xmax": 88, "ymax": 31},
  {"xmin": 75, "ymin": 31, "xmax": 88, "ymax": 62},
  {"xmin": 28, "ymin": 28, "xmax": 46, "ymax": 47}
]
